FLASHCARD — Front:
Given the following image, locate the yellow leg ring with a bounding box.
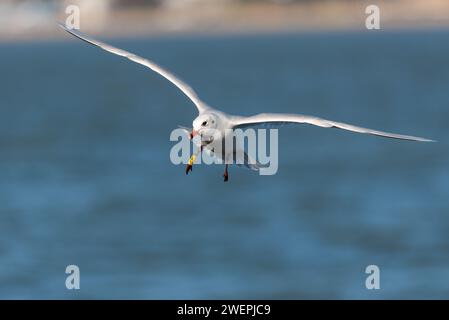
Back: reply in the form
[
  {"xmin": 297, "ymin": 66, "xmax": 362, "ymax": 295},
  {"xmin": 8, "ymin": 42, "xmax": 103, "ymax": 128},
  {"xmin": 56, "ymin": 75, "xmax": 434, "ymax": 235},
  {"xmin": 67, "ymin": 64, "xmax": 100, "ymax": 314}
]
[{"xmin": 188, "ymin": 155, "xmax": 196, "ymax": 166}]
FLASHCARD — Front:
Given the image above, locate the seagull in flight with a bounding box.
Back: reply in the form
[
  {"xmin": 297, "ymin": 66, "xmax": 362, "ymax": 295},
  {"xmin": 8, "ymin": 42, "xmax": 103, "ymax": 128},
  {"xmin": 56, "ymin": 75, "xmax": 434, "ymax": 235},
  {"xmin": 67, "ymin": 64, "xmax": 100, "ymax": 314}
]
[{"xmin": 60, "ymin": 24, "xmax": 434, "ymax": 182}]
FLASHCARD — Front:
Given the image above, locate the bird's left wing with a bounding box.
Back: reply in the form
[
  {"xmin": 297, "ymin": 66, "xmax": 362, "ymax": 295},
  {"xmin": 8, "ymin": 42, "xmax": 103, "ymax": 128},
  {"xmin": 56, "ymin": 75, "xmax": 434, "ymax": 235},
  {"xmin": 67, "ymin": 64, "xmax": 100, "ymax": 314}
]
[
  {"xmin": 231, "ymin": 113, "xmax": 434, "ymax": 142},
  {"xmin": 59, "ymin": 24, "xmax": 209, "ymax": 114}
]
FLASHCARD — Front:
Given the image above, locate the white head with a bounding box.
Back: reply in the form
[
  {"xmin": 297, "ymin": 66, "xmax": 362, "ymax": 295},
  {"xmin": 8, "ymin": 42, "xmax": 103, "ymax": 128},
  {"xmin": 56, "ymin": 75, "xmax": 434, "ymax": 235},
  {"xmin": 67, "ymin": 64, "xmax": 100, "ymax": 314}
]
[{"xmin": 190, "ymin": 113, "xmax": 219, "ymax": 140}]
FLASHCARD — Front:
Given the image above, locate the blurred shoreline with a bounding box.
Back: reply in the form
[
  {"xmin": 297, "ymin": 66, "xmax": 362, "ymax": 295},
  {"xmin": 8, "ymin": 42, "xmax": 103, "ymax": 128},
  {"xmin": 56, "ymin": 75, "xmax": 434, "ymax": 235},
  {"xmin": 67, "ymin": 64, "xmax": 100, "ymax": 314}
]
[{"xmin": 1, "ymin": 0, "xmax": 449, "ymax": 42}]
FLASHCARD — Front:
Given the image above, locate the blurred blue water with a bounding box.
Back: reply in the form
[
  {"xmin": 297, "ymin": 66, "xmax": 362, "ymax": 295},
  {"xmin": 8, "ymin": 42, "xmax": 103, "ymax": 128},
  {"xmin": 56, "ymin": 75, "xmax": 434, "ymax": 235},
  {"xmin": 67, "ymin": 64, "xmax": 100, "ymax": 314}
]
[{"xmin": 0, "ymin": 30, "xmax": 447, "ymax": 299}]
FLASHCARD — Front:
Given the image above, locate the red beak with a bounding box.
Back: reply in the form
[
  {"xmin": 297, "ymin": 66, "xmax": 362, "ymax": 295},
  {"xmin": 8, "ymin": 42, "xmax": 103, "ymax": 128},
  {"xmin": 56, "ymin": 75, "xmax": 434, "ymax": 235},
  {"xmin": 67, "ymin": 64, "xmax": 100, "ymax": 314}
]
[{"xmin": 189, "ymin": 130, "xmax": 199, "ymax": 139}]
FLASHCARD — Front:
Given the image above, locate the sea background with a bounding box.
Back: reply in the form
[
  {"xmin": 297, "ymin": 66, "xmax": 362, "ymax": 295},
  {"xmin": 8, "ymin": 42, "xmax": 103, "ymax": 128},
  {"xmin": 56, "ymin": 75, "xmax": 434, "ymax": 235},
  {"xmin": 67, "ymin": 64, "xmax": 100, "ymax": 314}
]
[{"xmin": 0, "ymin": 30, "xmax": 448, "ymax": 299}]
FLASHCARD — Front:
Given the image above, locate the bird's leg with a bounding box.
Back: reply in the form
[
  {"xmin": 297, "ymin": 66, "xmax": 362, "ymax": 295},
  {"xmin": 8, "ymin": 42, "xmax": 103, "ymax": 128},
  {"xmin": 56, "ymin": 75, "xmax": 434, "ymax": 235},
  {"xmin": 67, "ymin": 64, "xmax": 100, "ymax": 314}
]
[
  {"xmin": 223, "ymin": 164, "xmax": 229, "ymax": 182},
  {"xmin": 186, "ymin": 146, "xmax": 202, "ymax": 175},
  {"xmin": 185, "ymin": 154, "xmax": 196, "ymax": 175}
]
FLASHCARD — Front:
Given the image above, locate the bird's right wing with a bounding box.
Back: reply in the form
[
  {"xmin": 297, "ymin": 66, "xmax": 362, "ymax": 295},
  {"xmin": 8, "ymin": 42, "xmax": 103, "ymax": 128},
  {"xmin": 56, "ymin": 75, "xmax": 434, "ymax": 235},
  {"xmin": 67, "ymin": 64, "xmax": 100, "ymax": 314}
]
[{"xmin": 59, "ymin": 24, "xmax": 209, "ymax": 114}]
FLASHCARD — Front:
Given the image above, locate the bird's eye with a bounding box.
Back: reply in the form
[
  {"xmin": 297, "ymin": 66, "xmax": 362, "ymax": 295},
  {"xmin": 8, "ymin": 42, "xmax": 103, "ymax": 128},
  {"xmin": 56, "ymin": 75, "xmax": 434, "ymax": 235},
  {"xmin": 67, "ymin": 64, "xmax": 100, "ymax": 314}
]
[{"xmin": 202, "ymin": 121, "xmax": 208, "ymax": 126}]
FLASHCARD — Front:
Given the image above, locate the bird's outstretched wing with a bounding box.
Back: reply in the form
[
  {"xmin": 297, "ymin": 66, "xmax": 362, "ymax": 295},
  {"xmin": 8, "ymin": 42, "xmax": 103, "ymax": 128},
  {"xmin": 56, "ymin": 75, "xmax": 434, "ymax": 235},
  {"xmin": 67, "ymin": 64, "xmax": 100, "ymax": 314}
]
[
  {"xmin": 231, "ymin": 113, "xmax": 434, "ymax": 142},
  {"xmin": 59, "ymin": 24, "xmax": 209, "ymax": 114}
]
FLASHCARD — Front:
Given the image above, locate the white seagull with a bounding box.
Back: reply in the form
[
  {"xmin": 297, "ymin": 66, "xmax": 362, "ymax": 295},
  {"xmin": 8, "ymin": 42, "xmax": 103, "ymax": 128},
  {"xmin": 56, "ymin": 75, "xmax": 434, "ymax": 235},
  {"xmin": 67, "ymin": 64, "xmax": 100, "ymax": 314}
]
[{"xmin": 60, "ymin": 25, "xmax": 434, "ymax": 182}]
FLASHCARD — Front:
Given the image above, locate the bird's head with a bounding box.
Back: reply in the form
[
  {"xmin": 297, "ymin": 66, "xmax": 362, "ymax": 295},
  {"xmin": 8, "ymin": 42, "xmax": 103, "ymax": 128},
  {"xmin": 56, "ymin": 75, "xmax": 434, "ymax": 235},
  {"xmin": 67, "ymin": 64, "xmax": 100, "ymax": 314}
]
[
  {"xmin": 191, "ymin": 113, "xmax": 217, "ymax": 136},
  {"xmin": 190, "ymin": 113, "xmax": 219, "ymax": 144}
]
